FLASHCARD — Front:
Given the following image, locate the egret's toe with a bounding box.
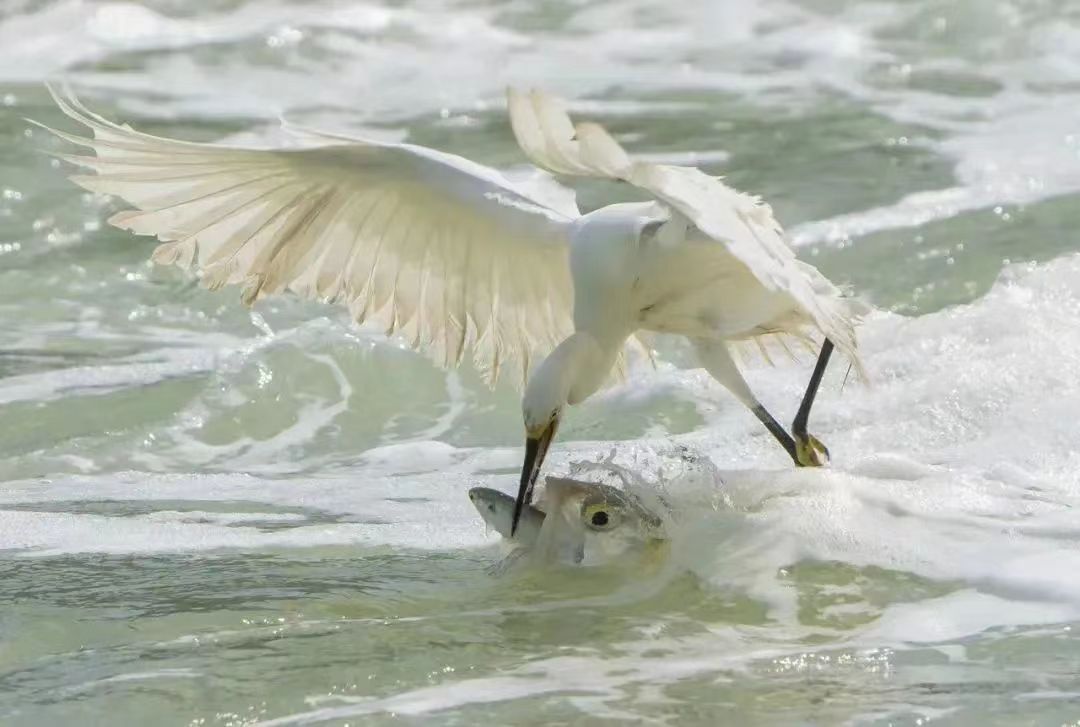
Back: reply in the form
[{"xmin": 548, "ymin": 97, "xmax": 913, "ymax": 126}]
[{"xmin": 795, "ymin": 434, "xmax": 830, "ymax": 467}]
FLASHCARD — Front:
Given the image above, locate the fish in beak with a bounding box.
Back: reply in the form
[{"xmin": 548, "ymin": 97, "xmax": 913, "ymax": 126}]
[
  {"xmin": 469, "ymin": 486, "xmax": 546, "ymax": 545},
  {"xmin": 511, "ymin": 417, "xmax": 559, "ymax": 536}
]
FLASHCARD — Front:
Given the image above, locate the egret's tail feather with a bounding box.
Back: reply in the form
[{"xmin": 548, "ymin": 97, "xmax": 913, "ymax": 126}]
[{"xmin": 818, "ymin": 295, "xmax": 869, "ymax": 383}]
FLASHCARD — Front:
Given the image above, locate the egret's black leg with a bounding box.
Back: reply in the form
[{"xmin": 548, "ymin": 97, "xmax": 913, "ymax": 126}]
[
  {"xmin": 692, "ymin": 338, "xmax": 805, "ymax": 465},
  {"xmin": 751, "ymin": 403, "xmax": 800, "ymax": 465},
  {"xmin": 791, "ymin": 338, "xmax": 834, "ymax": 466}
]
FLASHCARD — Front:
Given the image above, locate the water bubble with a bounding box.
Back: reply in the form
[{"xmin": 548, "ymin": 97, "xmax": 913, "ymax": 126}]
[
  {"xmin": 890, "ymin": 63, "xmax": 912, "ymax": 78},
  {"xmin": 267, "ymin": 25, "xmax": 303, "ymax": 48}
]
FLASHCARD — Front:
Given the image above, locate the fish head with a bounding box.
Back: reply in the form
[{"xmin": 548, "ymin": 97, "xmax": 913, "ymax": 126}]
[{"xmin": 469, "ymin": 486, "xmax": 544, "ymax": 540}]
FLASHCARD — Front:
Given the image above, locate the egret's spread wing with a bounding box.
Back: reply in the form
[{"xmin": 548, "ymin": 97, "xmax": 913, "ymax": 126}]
[
  {"xmin": 38, "ymin": 86, "xmax": 580, "ymax": 389},
  {"xmin": 507, "ymin": 88, "xmax": 863, "ymax": 373}
]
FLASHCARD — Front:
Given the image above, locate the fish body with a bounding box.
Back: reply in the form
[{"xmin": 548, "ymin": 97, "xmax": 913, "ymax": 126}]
[{"xmin": 468, "ymin": 486, "xmax": 546, "ymax": 543}]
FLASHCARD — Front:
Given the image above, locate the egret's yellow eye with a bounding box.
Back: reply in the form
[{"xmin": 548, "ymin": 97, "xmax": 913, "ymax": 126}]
[{"xmin": 581, "ymin": 501, "xmax": 620, "ymax": 531}]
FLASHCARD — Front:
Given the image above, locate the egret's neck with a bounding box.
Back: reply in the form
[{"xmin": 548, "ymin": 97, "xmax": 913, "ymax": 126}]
[
  {"xmin": 562, "ymin": 331, "xmax": 623, "ymax": 405},
  {"xmin": 524, "ymin": 332, "xmax": 622, "ymax": 425}
]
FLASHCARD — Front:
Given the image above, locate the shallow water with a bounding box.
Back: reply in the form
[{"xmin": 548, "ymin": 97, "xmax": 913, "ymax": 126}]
[{"xmin": 3, "ymin": 0, "xmax": 1080, "ymax": 724}]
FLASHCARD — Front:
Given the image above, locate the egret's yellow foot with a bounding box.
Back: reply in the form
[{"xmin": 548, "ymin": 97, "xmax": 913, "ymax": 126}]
[{"xmin": 795, "ymin": 434, "xmax": 830, "ymax": 467}]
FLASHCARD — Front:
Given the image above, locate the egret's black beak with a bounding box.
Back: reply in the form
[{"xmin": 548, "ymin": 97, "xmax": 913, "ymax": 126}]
[{"xmin": 512, "ymin": 420, "xmax": 558, "ymax": 536}]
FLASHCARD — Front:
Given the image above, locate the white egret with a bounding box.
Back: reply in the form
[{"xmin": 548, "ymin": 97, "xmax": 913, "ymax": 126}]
[{"xmin": 35, "ymin": 86, "xmax": 864, "ymax": 536}]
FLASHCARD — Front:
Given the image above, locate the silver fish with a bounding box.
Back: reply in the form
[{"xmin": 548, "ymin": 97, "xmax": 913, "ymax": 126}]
[{"xmin": 468, "ymin": 486, "xmax": 546, "ymax": 544}]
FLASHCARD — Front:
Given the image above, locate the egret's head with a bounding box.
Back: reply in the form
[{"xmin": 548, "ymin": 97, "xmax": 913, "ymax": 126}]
[
  {"xmin": 515, "ymin": 362, "xmax": 567, "ymax": 537},
  {"xmin": 513, "ymin": 332, "xmax": 615, "ymax": 536},
  {"xmin": 522, "ymin": 366, "xmax": 565, "ymax": 437}
]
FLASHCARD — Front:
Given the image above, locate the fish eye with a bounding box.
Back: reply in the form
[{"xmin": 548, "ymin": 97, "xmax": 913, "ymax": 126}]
[{"xmin": 581, "ymin": 502, "xmax": 620, "ymax": 531}]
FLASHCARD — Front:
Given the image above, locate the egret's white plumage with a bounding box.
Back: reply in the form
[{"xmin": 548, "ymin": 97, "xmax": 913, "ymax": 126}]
[{"xmin": 37, "ymin": 84, "xmax": 865, "ymax": 533}]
